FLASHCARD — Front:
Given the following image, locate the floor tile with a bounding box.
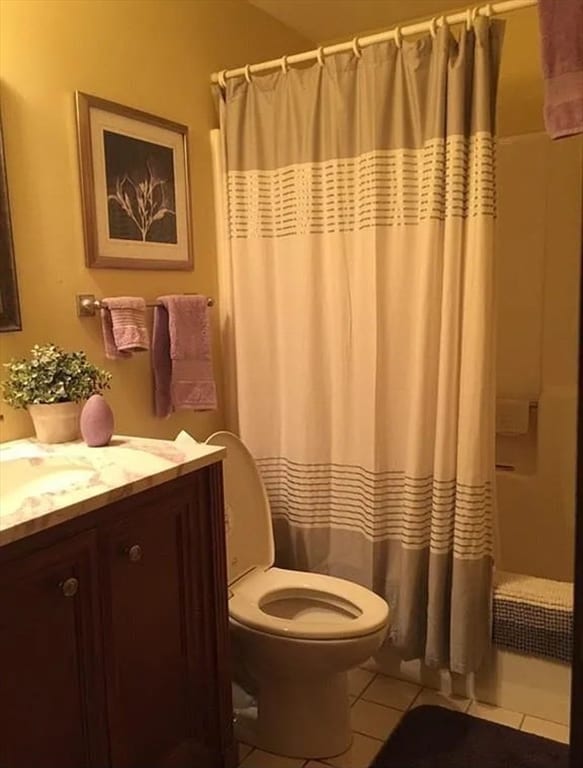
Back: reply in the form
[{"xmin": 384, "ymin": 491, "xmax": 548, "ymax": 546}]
[
  {"xmin": 410, "ymin": 688, "xmax": 471, "ymax": 713},
  {"xmin": 347, "ymin": 667, "xmax": 375, "ymax": 697},
  {"xmin": 351, "ymin": 698, "xmax": 403, "ymax": 740},
  {"xmin": 238, "ymin": 741, "xmax": 253, "ymax": 763},
  {"xmin": 239, "ymin": 747, "xmax": 305, "ymax": 767},
  {"xmin": 521, "ymin": 716, "xmax": 570, "ymax": 744},
  {"xmin": 467, "ymin": 701, "xmax": 523, "ymax": 729},
  {"xmin": 322, "ymin": 732, "xmax": 384, "ymax": 768},
  {"xmin": 361, "ymin": 674, "xmax": 420, "ymax": 711}
]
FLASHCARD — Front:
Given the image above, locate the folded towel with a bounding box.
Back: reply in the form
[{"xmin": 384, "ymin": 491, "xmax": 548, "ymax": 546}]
[
  {"xmin": 152, "ymin": 295, "xmax": 217, "ymax": 416},
  {"xmin": 101, "ymin": 297, "xmax": 149, "ymax": 360},
  {"xmin": 152, "ymin": 304, "xmax": 172, "ymax": 417},
  {"xmin": 537, "ymin": 0, "xmax": 583, "ymax": 139}
]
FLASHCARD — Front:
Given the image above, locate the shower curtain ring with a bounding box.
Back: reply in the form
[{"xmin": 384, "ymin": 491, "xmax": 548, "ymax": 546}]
[
  {"xmin": 471, "ymin": 6, "xmax": 480, "ymax": 24},
  {"xmin": 218, "ymin": 69, "xmax": 227, "ymax": 90},
  {"xmin": 352, "ymin": 36, "xmax": 362, "ymax": 58},
  {"xmin": 316, "ymin": 46, "xmax": 325, "ymax": 66},
  {"xmin": 394, "ymin": 26, "xmax": 402, "ymax": 49},
  {"xmin": 281, "ymin": 55, "xmax": 289, "ymax": 73},
  {"xmin": 483, "ymin": 3, "xmax": 493, "ymax": 17},
  {"xmin": 244, "ymin": 64, "xmax": 252, "ymax": 84},
  {"xmin": 466, "ymin": 8, "xmax": 472, "ymax": 30},
  {"xmin": 429, "ymin": 17, "xmax": 437, "ymax": 39}
]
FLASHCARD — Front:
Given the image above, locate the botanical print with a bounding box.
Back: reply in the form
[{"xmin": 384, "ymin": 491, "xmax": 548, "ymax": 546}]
[
  {"xmin": 77, "ymin": 91, "xmax": 192, "ymax": 269},
  {"xmin": 104, "ymin": 131, "xmax": 177, "ymax": 244},
  {"xmin": 103, "ymin": 131, "xmax": 177, "ymax": 243}
]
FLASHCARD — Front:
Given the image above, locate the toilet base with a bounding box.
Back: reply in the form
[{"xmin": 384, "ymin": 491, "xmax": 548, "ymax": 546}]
[{"xmin": 236, "ymin": 670, "xmax": 352, "ymax": 759}]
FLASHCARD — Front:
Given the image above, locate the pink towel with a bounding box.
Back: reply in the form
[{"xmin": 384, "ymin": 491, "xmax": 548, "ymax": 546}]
[
  {"xmin": 152, "ymin": 295, "xmax": 217, "ymax": 416},
  {"xmin": 538, "ymin": 0, "xmax": 583, "ymax": 139},
  {"xmin": 152, "ymin": 304, "xmax": 172, "ymax": 417},
  {"xmin": 100, "ymin": 297, "xmax": 149, "ymax": 360}
]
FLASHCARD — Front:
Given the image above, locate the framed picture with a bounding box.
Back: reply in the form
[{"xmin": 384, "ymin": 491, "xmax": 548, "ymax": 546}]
[
  {"xmin": 75, "ymin": 92, "xmax": 193, "ymax": 270},
  {"xmin": 0, "ymin": 110, "xmax": 22, "ymax": 332}
]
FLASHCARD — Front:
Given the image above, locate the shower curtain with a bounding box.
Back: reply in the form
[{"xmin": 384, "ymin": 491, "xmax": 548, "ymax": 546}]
[{"xmin": 214, "ymin": 17, "xmax": 504, "ymax": 674}]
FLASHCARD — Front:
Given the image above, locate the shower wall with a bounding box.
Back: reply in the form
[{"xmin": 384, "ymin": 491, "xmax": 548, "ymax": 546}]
[{"xmin": 495, "ymin": 132, "xmax": 583, "ymax": 582}]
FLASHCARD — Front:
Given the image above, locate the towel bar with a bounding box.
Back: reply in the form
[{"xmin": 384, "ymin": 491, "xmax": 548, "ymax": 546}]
[{"xmin": 76, "ymin": 293, "xmax": 214, "ymax": 317}]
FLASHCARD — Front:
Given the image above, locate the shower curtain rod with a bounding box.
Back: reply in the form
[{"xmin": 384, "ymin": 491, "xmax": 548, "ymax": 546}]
[{"xmin": 211, "ymin": 0, "xmax": 535, "ymax": 86}]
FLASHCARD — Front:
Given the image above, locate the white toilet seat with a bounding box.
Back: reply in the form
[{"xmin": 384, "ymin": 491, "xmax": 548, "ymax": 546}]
[{"xmin": 230, "ymin": 566, "xmax": 389, "ymax": 640}]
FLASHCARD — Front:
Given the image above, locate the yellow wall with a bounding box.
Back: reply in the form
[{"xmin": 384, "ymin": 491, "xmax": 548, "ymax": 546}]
[
  {"xmin": 494, "ymin": 9, "xmax": 581, "ymax": 583},
  {"xmin": 496, "ymin": 7, "xmax": 545, "ymax": 136},
  {"xmin": 0, "ymin": 0, "xmax": 310, "ymax": 442},
  {"xmin": 495, "ymin": 133, "xmax": 582, "ymax": 581}
]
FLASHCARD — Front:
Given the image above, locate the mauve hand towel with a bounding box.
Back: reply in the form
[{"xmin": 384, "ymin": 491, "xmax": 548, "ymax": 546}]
[
  {"xmin": 152, "ymin": 304, "xmax": 173, "ymax": 417},
  {"xmin": 538, "ymin": 0, "xmax": 583, "ymax": 139},
  {"xmin": 152, "ymin": 295, "xmax": 217, "ymax": 416},
  {"xmin": 101, "ymin": 297, "xmax": 149, "ymax": 360}
]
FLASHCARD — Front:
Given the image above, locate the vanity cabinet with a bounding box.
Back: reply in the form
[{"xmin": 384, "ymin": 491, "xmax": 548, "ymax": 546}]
[
  {"xmin": 102, "ymin": 496, "xmax": 196, "ymax": 768},
  {"xmin": 0, "ymin": 530, "xmax": 107, "ymax": 768},
  {"xmin": 0, "ymin": 462, "xmax": 234, "ymax": 768}
]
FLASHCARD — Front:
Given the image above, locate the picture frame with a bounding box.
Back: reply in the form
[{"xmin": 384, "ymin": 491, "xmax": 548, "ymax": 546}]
[
  {"xmin": 75, "ymin": 92, "xmax": 193, "ymax": 270},
  {"xmin": 0, "ymin": 110, "xmax": 22, "ymax": 332}
]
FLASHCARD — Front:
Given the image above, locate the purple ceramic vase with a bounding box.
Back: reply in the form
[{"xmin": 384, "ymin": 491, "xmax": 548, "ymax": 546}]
[{"xmin": 80, "ymin": 394, "xmax": 114, "ymax": 447}]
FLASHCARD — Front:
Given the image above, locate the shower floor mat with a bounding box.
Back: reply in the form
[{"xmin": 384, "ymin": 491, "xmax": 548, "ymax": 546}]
[{"xmin": 370, "ymin": 705, "xmax": 568, "ymax": 768}]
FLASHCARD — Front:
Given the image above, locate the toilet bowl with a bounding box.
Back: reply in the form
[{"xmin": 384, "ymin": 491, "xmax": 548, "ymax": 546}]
[{"xmin": 206, "ymin": 432, "xmax": 390, "ymax": 759}]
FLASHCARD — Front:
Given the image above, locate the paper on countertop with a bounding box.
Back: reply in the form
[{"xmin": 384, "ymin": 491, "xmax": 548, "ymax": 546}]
[{"xmin": 174, "ymin": 430, "xmax": 204, "ymax": 454}]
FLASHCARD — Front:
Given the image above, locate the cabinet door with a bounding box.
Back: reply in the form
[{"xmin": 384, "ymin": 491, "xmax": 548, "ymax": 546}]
[
  {"xmin": 0, "ymin": 531, "xmax": 107, "ymax": 768},
  {"xmin": 102, "ymin": 493, "xmax": 204, "ymax": 768},
  {"xmin": 189, "ymin": 465, "xmax": 235, "ymax": 768}
]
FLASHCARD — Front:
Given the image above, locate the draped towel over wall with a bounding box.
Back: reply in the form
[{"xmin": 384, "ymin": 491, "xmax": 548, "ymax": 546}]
[{"xmin": 214, "ymin": 18, "xmax": 504, "ymax": 674}]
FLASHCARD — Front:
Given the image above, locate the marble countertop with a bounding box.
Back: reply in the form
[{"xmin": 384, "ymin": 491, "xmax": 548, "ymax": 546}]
[{"xmin": 0, "ymin": 431, "xmax": 225, "ymax": 547}]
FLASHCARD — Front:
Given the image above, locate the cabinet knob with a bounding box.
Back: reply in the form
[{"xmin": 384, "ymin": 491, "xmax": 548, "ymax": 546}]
[
  {"xmin": 60, "ymin": 577, "xmax": 79, "ymax": 598},
  {"xmin": 126, "ymin": 544, "xmax": 143, "ymax": 563}
]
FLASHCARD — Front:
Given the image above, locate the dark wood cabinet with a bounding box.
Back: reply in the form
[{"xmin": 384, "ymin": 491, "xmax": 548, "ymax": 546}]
[
  {"xmin": 0, "ymin": 462, "xmax": 234, "ymax": 768},
  {"xmin": 0, "ymin": 531, "xmax": 107, "ymax": 768},
  {"xmin": 102, "ymin": 496, "xmax": 195, "ymax": 768}
]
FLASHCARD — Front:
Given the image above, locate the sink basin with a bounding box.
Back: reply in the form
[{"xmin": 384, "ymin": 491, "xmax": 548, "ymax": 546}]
[{"xmin": 0, "ymin": 456, "xmax": 96, "ymax": 518}]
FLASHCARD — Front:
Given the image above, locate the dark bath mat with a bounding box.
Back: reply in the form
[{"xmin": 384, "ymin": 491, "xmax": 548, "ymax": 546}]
[{"xmin": 370, "ymin": 705, "xmax": 569, "ymax": 768}]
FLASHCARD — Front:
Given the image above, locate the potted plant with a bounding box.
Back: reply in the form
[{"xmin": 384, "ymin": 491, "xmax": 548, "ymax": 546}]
[{"xmin": 2, "ymin": 344, "xmax": 111, "ymax": 443}]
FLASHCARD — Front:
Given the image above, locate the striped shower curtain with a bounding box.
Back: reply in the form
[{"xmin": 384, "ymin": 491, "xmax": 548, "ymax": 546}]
[{"xmin": 214, "ymin": 18, "xmax": 504, "ymax": 673}]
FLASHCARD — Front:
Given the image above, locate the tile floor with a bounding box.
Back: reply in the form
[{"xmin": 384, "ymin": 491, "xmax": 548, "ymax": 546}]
[{"xmin": 237, "ymin": 666, "xmax": 570, "ymax": 768}]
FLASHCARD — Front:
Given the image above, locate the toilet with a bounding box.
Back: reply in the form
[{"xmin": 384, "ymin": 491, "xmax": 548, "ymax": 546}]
[{"xmin": 206, "ymin": 431, "xmax": 390, "ymax": 760}]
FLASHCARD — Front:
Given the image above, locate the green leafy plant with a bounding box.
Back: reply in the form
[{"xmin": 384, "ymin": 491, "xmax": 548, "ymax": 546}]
[{"xmin": 2, "ymin": 344, "xmax": 111, "ymax": 409}]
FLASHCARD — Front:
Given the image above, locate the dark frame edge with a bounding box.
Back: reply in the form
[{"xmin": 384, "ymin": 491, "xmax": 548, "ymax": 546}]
[
  {"xmin": 74, "ymin": 91, "xmax": 98, "ymax": 269},
  {"xmin": 0, "ymin": 107, "xmax": 22, "ymax": 333},
  {"xmin": 570, "ymin": 151, "xmax": 583, "ymax": 768}
]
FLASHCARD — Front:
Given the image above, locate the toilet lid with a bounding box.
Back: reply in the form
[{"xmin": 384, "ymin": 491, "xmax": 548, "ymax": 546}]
[{"xmin": 206, "ymin": 431, "xmax": 275, "ymax": 585}]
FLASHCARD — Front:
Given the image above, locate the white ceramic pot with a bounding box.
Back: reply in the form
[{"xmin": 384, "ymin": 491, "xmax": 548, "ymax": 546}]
[{"xmin": 27, "ymin": 401, "xmax": 83, "ymax": 444}]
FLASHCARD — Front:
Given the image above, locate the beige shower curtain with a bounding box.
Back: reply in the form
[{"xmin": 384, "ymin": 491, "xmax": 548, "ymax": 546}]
[{"xmin": 215, "ymin": 18, "xmax": 504, "ymax": 673}]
